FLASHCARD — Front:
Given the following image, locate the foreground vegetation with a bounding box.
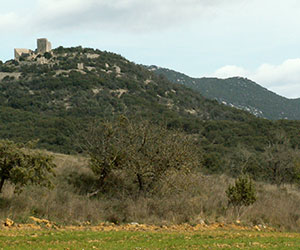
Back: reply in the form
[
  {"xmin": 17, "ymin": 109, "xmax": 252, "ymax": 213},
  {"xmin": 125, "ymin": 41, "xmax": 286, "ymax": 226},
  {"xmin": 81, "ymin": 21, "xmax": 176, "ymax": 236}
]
[
  {"xmin": 1, "ymin": 227, "xmax": 300, "ymax": 249},
  {"xmin": 0, "ymin": 117, "xmax": 300, "ymax": 232},
  {"xmin": 1, "ymin": 149, "xmax": 300, "ymax": 232}
]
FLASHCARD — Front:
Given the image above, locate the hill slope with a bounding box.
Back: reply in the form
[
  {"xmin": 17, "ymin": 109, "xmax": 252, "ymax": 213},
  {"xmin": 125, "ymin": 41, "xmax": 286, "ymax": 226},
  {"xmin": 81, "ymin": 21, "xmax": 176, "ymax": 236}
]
[
  {"xmin": 149, "ymin": 66, "xmax": 300, "ymax": 120},
  {"xmin": 1, "ymin": 46, "xmax": 300, "ymax": 185},
  {"xmin": 0, "ymin": 46, "xmax": 257, "ymax": 152}
]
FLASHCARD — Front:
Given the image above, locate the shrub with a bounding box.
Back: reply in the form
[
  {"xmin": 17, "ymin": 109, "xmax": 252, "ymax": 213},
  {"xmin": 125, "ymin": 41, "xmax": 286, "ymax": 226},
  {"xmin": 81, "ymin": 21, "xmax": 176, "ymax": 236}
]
[
  {"xmin": 0, "ymin": 140, "xmax": 56, "ymax": 193},
  {"xmin": 226, "ymin": 175, "xmax": 256, "ymax": 218},
  {"xmin": 44, "ymin": 52, "xmax": 52, "ymax": 60}
]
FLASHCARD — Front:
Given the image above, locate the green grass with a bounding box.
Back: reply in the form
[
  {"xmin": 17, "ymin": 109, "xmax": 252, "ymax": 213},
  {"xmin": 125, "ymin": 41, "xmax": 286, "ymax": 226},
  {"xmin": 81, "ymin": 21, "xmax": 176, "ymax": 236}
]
[{"xmin": 0, "ymin": 229, "xmax": 299, "ymax": 249}]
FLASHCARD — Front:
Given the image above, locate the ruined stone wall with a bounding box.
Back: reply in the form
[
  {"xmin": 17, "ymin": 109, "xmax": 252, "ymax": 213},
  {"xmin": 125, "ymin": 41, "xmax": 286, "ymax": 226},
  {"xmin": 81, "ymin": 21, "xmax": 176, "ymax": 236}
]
[
  {"xmin": 37, "ymin": 38, "xmax": 52, "ymax": 54},
  {"xmin": 14, "ymin": 38, "xmax": 52, "ymax": 61},
  {"xmin": 14, "ymin": 49, "xmax": 32, "ymax": 60}
]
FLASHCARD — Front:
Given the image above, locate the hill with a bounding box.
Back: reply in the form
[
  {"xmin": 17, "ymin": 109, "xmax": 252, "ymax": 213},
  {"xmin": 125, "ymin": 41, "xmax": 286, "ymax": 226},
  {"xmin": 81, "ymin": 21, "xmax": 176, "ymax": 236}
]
[
  {"xmin": 1, "ymin": 46, "xmax": 300, "ymax": 182},
  {"xmin": 0, "ymin": 46, "xmax": 258, "ymax": 152},
  {"xmin": 148, "ymin": 66, "xmax": 300, "ymax": 120},
  {"xmin": 1, "ymin": 46, "xmax": 300, "ymax": 230}
]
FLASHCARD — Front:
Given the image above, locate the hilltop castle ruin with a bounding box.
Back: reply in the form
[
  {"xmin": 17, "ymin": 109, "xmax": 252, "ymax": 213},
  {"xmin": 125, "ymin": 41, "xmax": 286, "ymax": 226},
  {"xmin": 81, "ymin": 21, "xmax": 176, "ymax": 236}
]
[
  {"xmin": 14, "ymin": 38, "xmax": 52, "ymax": 61},
  {"xmin": 37, "ymin": 38, "xmax": 52, "ymax": 54}
]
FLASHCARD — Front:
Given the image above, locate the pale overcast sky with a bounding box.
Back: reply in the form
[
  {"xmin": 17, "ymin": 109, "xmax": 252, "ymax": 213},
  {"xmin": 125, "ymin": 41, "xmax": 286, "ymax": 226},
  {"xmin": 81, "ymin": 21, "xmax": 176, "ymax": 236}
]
[{"xmin": 1, "ymin": 0, "xmax": 300, "ymax": 98}]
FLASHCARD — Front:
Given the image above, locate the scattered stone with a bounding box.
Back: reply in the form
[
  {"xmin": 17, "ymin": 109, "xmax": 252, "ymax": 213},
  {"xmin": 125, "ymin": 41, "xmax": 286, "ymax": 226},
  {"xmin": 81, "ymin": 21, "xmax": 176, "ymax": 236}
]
[
  {"xmin": 86, "ymin": 53, "xmax": 100, "ymax": 59},
  {"xmin": 4, "ymin": 218, "xmax": 14, "ymax": 227},
  {"xmin": 199, "ymin": 219, "xmax": 206, "ymax": 225},
  {"xmin": 29, "ymin": 216, "xmax": 57, "ymax": 229},
  {"xmin": 114, "ymin": 65, "xmax": 121, "ymax": 74},
  {"xmin": 77, "ymin": 63, "xmax": 84, "ymax": 70}
]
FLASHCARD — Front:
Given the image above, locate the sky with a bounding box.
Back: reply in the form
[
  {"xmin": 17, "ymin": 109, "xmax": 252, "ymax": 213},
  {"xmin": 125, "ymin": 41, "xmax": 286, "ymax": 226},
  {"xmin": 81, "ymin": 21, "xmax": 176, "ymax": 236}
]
[{"xmin": 1, "ymin": 0, "xmax": 300, "ymax": 98}]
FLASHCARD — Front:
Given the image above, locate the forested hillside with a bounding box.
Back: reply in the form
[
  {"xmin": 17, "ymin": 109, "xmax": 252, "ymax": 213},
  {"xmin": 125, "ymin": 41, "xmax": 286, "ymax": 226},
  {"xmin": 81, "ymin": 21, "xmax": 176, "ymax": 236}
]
[
  {"xmin": 1, "ymin": 46, "xmax": 300, "ymax": 184},
  {"xmin": 0, "ymin": 46, "xmax": 258, "ymax": 153},
  {"xmin": 2, "ymin": 47, "xmax": 300, "ymax": 230},
  {"xmin": 149, "ymin": 66, "xmax": 300, "ymax": 120}
]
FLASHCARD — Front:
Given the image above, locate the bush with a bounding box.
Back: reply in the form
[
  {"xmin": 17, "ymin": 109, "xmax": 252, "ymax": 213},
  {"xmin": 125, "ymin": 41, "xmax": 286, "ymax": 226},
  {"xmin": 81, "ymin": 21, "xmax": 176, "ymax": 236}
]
[
  {"xmin": 44, "ymin": 52, "xmax": 52, "ymax": 60},
  {"xmin": 226, "ymin": 175, "xmax": 256, "ymax": 218},
  {"xmin": 0, "ymin": 140, "xmax": 56, "ymax": 193}
]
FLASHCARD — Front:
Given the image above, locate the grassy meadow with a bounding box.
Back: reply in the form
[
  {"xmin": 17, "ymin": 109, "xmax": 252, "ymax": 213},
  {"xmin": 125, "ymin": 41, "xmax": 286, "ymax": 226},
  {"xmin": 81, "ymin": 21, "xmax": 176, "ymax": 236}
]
[{"xmin": 0, "ymin": 226, "xmax": 300, "ymax": 249}]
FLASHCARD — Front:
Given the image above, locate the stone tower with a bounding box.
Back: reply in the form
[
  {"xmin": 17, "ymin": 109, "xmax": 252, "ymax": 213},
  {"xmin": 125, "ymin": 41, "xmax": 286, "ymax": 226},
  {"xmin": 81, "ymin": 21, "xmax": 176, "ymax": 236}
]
[{"xmin": 37, "ymin": 38, "xmax": 52, "ymax": 54}]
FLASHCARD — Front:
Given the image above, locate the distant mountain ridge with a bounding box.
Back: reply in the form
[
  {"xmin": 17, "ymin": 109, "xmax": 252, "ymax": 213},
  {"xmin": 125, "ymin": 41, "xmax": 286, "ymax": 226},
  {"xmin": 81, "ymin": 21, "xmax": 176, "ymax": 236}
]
[{"xmin": 149, "ymin": 66, "xmax": 300, "ymax": 120}]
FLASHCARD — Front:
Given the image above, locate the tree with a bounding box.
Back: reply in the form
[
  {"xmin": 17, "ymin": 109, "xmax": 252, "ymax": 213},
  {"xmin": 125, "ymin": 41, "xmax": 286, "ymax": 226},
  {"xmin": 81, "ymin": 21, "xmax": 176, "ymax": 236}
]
[
  {"xmin": 262, "ymin": 132, "xmax": 300, "ymax": 186},
  {"xmin": 84, "ymin": 116, "xmax": 200, "ymax": 194},
  {"xmin": 0, "ymin": 140, "xmax": 56, "ymax": 193},
  {"xmin": 44, "ymin": 52, "xmax": 52, "ymax": 60},
  {"xmin": 227, "ymin": 146, "xmax": 259, "ymax": 178},
  {"xmin": 54, "ymin": 46, "xmax": 65, "ymax": 54},
  {"xmin": 226, "ymin": 175, "xmax": 256, "ymax": 218}
]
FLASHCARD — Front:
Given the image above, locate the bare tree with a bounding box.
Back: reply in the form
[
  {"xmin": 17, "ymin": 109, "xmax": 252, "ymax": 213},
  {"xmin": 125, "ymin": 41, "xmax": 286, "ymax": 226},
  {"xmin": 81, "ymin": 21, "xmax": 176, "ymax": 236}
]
[
  {"xmin": 262, "ymin": 132, "xmax": 300, "ymax": 186},
  {"xmin": 84, "ymin": 116, "xmax": 200, "ymax": 194}
]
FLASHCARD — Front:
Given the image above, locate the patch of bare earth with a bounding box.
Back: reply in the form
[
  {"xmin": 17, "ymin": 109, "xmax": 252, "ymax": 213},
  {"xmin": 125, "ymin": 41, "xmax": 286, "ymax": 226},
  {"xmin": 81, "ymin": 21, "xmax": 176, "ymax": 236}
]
[{"xmin": 1, "ymin": 218, "xmax": 275, "ymax": 233}]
